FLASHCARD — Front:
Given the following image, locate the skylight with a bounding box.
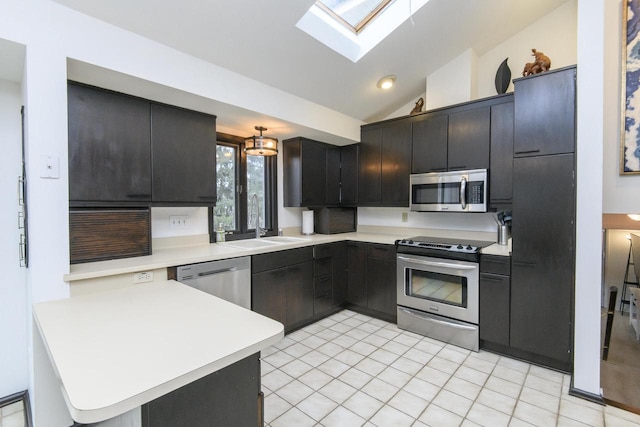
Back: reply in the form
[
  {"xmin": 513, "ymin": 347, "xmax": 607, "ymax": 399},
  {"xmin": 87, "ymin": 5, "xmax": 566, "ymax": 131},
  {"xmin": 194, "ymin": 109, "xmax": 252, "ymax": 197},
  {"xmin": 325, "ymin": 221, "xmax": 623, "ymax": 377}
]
[
  {"xmin": 297, "ymin": 0, "xmax": 430, "ymax": 63},
  {"xmin": 316, "ymin": 0, "xmax": 395, "ymax": 34}
]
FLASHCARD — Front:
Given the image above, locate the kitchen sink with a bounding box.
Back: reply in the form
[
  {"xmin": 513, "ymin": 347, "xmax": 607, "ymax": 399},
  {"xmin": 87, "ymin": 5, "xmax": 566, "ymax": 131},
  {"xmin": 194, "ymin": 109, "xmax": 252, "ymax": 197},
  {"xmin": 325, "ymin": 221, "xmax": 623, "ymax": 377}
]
[
  {"xmin": 261, "ymin": 236, "xmax": 310, "ymax": 244},
  {"xmin": 220, "ymin": 239, "xmax": 281, "ymax": 250}
]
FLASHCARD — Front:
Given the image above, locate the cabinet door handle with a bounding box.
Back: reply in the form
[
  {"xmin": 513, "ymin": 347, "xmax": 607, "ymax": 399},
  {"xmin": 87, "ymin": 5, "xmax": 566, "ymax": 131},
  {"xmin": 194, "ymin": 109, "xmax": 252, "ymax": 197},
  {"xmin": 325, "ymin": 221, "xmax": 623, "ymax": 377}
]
[
  {"xmin": 197, "ymin": 195, "xmax": 217, "ymax": 200},
  {"xmin": 126, "ymin": 193, "xmax": 151, "ymax": 198},
  {"xmin": 449, "ymin": 166, "xmax": 467, "ymax": 171},
  {"xmin": 515, "ymin": 149, "xmax": 541, "ymax": 155}
]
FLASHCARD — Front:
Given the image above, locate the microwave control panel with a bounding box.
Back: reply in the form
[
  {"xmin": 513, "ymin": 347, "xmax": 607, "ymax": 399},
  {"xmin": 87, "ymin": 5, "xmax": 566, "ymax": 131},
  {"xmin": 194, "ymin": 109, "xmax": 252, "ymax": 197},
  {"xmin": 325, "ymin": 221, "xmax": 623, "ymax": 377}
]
[{"xmin": 468, "ymin": 181, "xmax": 484, "ymax": 203}]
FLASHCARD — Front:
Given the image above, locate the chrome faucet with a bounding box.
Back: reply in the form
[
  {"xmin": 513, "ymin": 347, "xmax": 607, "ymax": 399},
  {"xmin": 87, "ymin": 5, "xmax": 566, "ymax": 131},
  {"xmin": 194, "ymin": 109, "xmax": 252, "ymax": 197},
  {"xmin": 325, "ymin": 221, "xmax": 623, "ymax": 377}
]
[{"xmin": 250, "ymin": 193, "xmax": 265, "ymax": 239}]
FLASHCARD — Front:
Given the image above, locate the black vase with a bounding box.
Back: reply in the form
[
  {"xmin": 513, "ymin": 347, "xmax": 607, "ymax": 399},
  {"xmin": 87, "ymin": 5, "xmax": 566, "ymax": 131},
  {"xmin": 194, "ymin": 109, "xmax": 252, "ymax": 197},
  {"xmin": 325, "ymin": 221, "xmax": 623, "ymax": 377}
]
[{"xmin": 495, "ymin": 58, "xmax": 511, "ymax": 94}]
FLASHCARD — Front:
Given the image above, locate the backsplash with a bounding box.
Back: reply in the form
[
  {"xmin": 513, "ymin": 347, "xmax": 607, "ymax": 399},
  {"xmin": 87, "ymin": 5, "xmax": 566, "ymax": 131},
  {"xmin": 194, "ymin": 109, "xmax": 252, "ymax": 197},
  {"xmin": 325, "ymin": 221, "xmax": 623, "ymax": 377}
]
[
  {"xmin": 151, "ymin": 207, "xmax": 210, "ymax": 238},
  {"xmin": 358, "ymin": 207, "xmax": 499, "ymax": 233}
]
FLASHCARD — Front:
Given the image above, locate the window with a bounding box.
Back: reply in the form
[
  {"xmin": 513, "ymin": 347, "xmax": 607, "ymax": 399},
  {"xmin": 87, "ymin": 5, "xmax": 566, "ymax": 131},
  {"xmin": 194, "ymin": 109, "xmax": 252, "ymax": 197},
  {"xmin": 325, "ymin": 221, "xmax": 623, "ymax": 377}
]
[
  {"xmin": 316, "ymin": 0, "xmax": 394, "ymax": 33},
  {"xmin": 211, "ymin": 133, "xmax": 278, "ymax": 242},
  {"xmin": 296, "ymin": 0, "xmax": 430, "ymax": 63}
]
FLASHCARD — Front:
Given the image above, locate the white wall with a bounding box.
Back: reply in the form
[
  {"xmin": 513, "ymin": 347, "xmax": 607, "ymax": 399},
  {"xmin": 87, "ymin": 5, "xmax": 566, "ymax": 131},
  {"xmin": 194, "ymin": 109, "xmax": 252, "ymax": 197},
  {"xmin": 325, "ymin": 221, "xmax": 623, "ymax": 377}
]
[
  {"xmin": 476, "ymin": 1, "xmax": 578, "ymax": 99},
  {"xmin": 0, "ymin": 79, "xmax": 29, "ymax": 397},
  {"xmin": 426, "ymin": 49, "xmax": 478, "ymax": 110}
]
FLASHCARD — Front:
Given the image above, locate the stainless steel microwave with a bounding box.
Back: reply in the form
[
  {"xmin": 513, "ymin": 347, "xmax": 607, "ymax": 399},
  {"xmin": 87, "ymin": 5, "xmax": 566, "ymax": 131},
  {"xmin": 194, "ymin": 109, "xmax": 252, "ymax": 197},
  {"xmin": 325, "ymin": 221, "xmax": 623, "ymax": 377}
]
[{"xmin": 410, "ymin": 169, "xmax": 488, "ymax": 212}]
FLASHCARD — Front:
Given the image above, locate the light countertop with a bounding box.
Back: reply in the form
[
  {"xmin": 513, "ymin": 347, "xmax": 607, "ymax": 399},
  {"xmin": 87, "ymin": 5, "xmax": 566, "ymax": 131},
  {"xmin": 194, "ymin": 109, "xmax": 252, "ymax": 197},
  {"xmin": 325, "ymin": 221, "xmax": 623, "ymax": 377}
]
[
  {"xmin": 65, "ymin": 227, "xmax": 508, "ymax": 283},
  {"xmin": 33, "ymin": 281, "xmax": 284, "ymax": 424}
]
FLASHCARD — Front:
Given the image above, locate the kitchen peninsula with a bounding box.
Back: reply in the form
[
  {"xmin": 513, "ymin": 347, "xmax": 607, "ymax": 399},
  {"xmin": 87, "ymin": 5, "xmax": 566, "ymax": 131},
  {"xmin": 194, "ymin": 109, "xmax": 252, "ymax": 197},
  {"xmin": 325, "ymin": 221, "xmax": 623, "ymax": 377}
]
[{"xmin": 33, "ymin": 281, "xmax": 284, "ymax": 426}]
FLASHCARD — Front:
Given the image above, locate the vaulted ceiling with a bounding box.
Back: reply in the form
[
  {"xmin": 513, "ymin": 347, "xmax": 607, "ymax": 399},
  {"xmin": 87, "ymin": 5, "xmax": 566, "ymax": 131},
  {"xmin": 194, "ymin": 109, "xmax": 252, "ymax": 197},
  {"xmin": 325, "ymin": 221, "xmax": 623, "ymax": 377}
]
[{"xmin": 52, "ymin": 0, "xmax": 570, "ymax": 124}]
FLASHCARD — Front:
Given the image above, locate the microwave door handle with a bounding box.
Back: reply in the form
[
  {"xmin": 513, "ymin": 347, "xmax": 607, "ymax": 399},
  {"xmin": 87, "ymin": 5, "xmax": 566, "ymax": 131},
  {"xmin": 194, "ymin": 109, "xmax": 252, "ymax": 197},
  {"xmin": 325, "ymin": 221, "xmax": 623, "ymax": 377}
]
[
  {"xmin": 397, "ymin": 256, "xmax": 477, "ymax": 271},
  {"xmin": 460, "ymin": 176, "xmax": 467, "ymax": 210}
]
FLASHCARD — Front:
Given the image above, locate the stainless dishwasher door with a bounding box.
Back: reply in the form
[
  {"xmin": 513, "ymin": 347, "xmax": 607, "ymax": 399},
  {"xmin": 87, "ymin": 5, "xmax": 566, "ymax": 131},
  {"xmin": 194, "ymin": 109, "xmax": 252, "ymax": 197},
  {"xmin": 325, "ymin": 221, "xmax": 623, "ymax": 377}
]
[{"xmin": 176, "ymin": 256, "xmax": 251, "ymax": 309}]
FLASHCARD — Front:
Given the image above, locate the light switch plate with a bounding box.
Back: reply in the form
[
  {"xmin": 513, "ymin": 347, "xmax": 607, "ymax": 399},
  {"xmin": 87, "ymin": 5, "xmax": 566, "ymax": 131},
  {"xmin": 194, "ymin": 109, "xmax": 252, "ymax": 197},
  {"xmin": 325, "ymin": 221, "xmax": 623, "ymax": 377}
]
[{"xmin": 40, "ymin": 155, "xmax": 60, "ymax": 179}]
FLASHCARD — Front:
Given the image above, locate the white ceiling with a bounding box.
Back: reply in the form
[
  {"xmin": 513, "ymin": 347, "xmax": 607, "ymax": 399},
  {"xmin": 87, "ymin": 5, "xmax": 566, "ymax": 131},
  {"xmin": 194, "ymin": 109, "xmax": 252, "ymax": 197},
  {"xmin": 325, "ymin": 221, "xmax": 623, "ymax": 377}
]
[{"xmin": 51, "ymin": 0, "xmax": 569, "ymax": 125}]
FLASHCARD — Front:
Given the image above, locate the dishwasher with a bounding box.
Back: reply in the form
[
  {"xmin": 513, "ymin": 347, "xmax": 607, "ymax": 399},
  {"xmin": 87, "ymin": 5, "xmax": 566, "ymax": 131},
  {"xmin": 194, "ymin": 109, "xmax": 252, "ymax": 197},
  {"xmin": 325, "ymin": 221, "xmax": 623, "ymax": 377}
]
[{"xmin": 176, "ymin": 256, "xmax": 251, "ymax": 309}]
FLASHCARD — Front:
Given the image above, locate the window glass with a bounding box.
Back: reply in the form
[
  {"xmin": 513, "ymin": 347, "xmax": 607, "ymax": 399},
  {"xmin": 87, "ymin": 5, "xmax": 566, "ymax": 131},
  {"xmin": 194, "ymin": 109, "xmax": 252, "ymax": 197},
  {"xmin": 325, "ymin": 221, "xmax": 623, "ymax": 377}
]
[
  {"xmin": 215, "ymin": 145, "xmax": 237, "ymax": 231},
  {"xmin": 246, "ymin": 154, "xmax": 266, "ymax": 230},
  {"xmin": 211, "ymin": 136, "xmax": 277, "ymax": 241}
]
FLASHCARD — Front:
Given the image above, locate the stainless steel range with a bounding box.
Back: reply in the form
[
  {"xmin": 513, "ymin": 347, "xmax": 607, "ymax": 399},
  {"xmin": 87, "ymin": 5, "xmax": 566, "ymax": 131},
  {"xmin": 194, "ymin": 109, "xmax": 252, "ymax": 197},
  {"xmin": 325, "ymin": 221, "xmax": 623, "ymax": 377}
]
[{"xmin": 396, "ymin": 236, "xmax": 492, "ymax": 351}]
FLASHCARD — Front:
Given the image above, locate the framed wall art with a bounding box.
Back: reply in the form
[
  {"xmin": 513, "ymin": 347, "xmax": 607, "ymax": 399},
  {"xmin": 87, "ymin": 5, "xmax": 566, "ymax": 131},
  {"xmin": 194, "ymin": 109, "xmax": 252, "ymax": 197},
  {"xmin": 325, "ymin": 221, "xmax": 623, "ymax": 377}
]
[{"xmin": 622, "ymin": 0, "xmax": 640, "ymax": 174}]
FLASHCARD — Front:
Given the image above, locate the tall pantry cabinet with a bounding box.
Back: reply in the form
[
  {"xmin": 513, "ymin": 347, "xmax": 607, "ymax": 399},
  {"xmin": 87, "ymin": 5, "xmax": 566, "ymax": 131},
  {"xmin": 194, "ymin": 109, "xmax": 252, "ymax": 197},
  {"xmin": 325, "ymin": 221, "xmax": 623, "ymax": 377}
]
[{"xmin": 510, "ymin": 66, "xmax": 576, "ymax": 372}]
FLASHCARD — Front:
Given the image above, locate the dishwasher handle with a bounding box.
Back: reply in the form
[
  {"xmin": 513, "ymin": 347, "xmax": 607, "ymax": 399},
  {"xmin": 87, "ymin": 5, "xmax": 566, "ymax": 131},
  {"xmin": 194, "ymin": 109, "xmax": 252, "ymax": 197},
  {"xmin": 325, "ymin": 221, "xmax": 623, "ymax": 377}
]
[{"xmin": 198, "ymin": 267, "xmax": 237, "ymax": 277}]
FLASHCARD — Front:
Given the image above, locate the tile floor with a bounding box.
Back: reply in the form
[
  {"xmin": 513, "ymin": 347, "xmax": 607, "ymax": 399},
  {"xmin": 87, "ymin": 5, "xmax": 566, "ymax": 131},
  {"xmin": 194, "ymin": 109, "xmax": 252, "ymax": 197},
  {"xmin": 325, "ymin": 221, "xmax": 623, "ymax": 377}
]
[
  {"xmin": 0, "ymin": 399, "xmax": 26, "ymax": 427},
  {"xmin": 261, "ymin": 309, "xmax": 640, "ymax": 427}
]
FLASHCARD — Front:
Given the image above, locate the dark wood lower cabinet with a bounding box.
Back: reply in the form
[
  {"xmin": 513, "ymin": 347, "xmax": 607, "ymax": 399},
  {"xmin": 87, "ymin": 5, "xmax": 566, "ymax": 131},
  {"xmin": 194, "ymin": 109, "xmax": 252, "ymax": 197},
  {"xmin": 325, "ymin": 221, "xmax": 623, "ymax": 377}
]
[
  {"xmin": 141, "ymin": 353, "xmax": 261, "ymax": 427},
  {"xmin": 346, "ymin": 242, "xmax": 397, "ymax": 323},
  {"xmin": 251, "ymin": 247, "xmax": 314, "ymax": 333}
]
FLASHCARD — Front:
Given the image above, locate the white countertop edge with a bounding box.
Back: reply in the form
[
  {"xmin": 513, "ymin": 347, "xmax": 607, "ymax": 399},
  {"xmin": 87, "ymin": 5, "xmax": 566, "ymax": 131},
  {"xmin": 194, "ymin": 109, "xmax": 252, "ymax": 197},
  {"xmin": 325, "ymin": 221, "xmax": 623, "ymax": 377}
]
[
  {"xmin": 33, "ymin": 282, "xmax": 285, "ymax": 424},
  {"xmin": 65, "ymin": 229, "xmax": 501, "ymax": 282},
  {"xmin": 67, "ymin": 333, "xmax": 283, "ymax": 424}
]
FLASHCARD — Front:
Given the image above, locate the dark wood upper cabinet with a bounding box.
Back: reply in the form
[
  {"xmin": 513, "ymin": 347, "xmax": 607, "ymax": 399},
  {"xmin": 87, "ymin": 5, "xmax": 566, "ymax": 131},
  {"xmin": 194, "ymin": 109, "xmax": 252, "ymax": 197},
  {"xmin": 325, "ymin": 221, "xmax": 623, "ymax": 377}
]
[
  {"xmin": 339, "ymin": 144, "xmax": 359, "ymax": 205},
  {"xmin": 359, "ymin": 120, "xmax": 411, "ymax": 207},
  {"xmin": 151, "ymin": 103, "xmax": 217, "ymax": 205},
  {"xmin": 514, "ymin": 66, "xmax": 576, "ymax": 157},
  {"xmin": 68, "ymin": 83, "xmax": 217, "ymax": 207},
  {"xmin": 489, "ymin": 100, "xmax": 514, "ymax": 208},
  {"xmin": 447, "ymin": 106, "xmax": 490, "ymax": 171},
  {"xmin": 412, "ymin": 114, "xmax": 448, "ymax": 173},
  {"xmin": 68, "ymin": 83, "xmax": 151, "ymax": 205},
  {"xmin": 358, "ymin": 127, "xmax": 382, "ymax": 205},
  {"xmin": 283, "ymin": 138, "xmax": 357, "ymax": 207}
]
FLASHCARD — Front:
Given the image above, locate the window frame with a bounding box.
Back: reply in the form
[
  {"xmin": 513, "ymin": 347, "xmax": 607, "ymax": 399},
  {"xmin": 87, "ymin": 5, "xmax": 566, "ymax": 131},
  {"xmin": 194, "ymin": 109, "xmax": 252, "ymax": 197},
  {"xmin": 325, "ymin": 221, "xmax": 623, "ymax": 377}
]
[
  {"xmin": 315, "ymin": 0, "xmax": 394, "ymax": 33},
  {"xmin": 209, "ymin": 132, "xmax": 278, "ymax": 242}
]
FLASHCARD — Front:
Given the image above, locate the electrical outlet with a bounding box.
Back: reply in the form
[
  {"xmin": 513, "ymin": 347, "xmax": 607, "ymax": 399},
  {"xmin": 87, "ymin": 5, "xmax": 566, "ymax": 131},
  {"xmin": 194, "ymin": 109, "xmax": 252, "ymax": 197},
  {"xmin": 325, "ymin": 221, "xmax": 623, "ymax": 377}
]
[
  {"xmin": 134, "ymin": 271, "xmax": 153, "ymax": 283},
  {"xmin": 169, "ymin": 215, "xmax": 188, "ymax": 228},
  {"xmin": 401, "ymin": 212, "xmax": 408, "ymax": 222}
]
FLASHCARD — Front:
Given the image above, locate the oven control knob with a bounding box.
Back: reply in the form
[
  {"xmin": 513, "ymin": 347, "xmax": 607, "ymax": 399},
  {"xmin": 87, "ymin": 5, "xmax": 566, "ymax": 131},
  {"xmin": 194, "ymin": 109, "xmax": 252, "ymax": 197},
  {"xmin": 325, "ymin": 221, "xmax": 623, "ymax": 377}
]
[
  {"xmin": 408, "ymin": 240, "xmax": 414, "ymax": 245},
  {"xmin": 457, "ymin": 244, "xmax": 463, "ymax": 250},
  {"xmin": 466, "ymin": 245, "xmax": 473, "ymax": 250}
]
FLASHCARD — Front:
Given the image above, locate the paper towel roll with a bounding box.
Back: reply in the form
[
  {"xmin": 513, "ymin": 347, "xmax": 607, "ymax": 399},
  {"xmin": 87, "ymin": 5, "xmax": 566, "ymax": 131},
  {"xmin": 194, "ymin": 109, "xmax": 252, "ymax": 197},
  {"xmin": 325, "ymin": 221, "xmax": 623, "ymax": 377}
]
[{"xmin": 302, "ymin": 210, "xmax": 314, "ymax": 235}]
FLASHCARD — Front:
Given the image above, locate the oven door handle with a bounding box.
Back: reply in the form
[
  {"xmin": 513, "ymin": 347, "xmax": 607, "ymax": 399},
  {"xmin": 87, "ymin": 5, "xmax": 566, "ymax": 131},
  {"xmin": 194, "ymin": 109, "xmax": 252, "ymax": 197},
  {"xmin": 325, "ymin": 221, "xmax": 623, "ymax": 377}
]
[
  {"xmin": 398, "ymin": 307, "xmax": 477, "ymax": 331},
  {"xmin": 397, "ymin": 256, "xmax": 476, "ymax": 271}
]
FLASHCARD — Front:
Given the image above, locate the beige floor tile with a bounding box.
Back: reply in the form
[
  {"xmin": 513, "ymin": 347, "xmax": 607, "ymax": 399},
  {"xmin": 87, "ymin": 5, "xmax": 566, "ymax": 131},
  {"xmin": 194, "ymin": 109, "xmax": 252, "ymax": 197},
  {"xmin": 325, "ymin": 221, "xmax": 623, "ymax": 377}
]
[
  {"xmin": 484, "ymin": 375, "xmax": 524, "ymax": 399},
  {"xmin": 271, "ymin": 407, "xmax": 316, "ymax": 427},
  {"xmin": 376, "ymin": 366, "xmax": 412, "ymax": 388},
  {"xmin": 387, "ymin": 389, "xmax": 429, "ymax": 418},
  {"xmin": 498, "ymin": 356, "xmax": 531, "ymax": 374},
  {"xmin": 279, "ymin": 358, "xmax": 313, "ymax": 378},
  {"xmin": 476, "ymin": 387, "xmax": 517, "ymax": 415},
  {"xmin": 444, "ymin": 376, "xmax": 483, "ymax": 401},
  {"xmin": 319, "ymin": 378, "xmax": 358, "ymax": 404},
  {"xmin": 298, "ymin": 368, "xmax": 333, "ymax": 390},
  {"xmin": 338, "ymin": 367, "xmax": 373, "ymax": 389},
  {"xmin": 454, "ymin": 365, "xmax": 490, "ymax": 386},
  {"xmin": 428, "ymin": 355, "xmax": 461, "ymax": 375},
  {"xmin": 264, "ymin": 393, "xmax": 293, "ymax": 424},
  {"xmin": 466, "ymin": 402, "xmax": 511, "ymax": 427},
  {"xmin": 300, "ymin": 334, "xmax": 328, "ymax": 349},
  {"xmin": 416, "ymin": 364, "xmax": 453, "ymax": 387},
  {"xmin": 604, "ymin": 411, "xmax": 640, "ymax": 427},
  {"xmin": 519, "ymin": 387, "xmax": 560, "ymax": 414},
  {"xmin": 343, "ymin": 390, "xmax": 384, "ymax": 419},
  {"xmin": 369, "ymin": 404, "xmax": 415, "ymax": 427},
  {"xmin": 361, "ymin": 377, "xmax": 400, "ymax": 403},
  {"xmin": 528, "ymin": 365, "xmax": 564, "ymax": 384},
  {"xmin": 354, "ymin": 357, "xmax": 387, "ymax": 376},
  {"xmin": 297, "ymin": 392, "xmax": 339, "ymax": 422},
  {"xmin": 432, "ymin": 389, "xmax": 473, "ymax": 418},
  {"xmin": 605, "ymin": 405, "xmax": 640, "ymax": 424},
  {"xmin": 390, "ymin": 355, "xmax": 423, "ymax": 376},
  {"xmin": 403, "ymin": 377, "xmax": 441, "ymax": 402},
  {"xmin": 334, "ymin": 349, "xmax": 366, "ymax": 366},
  {"xmin": 556, "ymin": 415, "xmax": 592, "ymax": 426},
  {"xmin": 318, "ymin": 358, "xmax": 351, "ymax": 377},
  {"xmin": 463, "ymin": 355, "xmax": 498, "ymax": 374},
  {"xmin": 513, "ymin": 400, "xmax": 558, "ymax": 426},
  {"xmin": 276, "ymin": 379, "xmax": 314, "ymax": 405},
  {"xmin": 320, "ymin": 406, "xmax": 366, "ymax": 427},
  {"xmin": 558, "ymin": 398, "xmax": 604, "ymax": 427},
  {"xmin": 438, "ymin": 347, "xmax": 469, "ymax": 364},
  {"xmin": 419, "ymin": 404, "xmax": 464, "ymax": 427},
  {"xmin": 523, "ymin": 373, "xmax": 562, "ymax": 397},
  {"xmin": 262, "ymin": 369, "xmax": 294, "ymax": 391},
  {"xmin": 492, "ymin": 365, "xmax": 527, "ymax": 385}
]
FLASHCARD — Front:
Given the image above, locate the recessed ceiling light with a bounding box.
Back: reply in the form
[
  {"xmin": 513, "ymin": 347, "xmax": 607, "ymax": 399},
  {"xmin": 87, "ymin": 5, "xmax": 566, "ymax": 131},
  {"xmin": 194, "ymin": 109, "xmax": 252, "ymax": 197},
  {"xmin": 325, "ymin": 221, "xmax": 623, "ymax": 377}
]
[
  {"xmin": 628, "ymin": 214, "xmax": 640, "ymax": 221},
  {"xmin": 377, "ymin": 75, "xmax": 396, "ymax": 90}
]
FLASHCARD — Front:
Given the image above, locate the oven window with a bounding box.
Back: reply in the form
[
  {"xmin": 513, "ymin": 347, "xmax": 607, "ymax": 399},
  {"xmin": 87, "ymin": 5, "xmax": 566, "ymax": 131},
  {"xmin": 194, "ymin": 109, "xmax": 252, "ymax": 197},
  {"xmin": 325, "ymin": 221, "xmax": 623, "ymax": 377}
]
[{"xmin": 406, "ymin": 269, "xmax": 467, "ymax": 308}]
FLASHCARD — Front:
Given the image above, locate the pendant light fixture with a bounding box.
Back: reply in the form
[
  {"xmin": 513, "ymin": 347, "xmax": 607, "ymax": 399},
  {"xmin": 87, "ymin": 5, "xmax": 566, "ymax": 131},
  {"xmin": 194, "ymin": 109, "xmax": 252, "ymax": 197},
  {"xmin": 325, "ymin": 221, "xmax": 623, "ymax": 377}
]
[{"xmin": 244, "ymin": 126, "xmax": 278, "ymax": 156}]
